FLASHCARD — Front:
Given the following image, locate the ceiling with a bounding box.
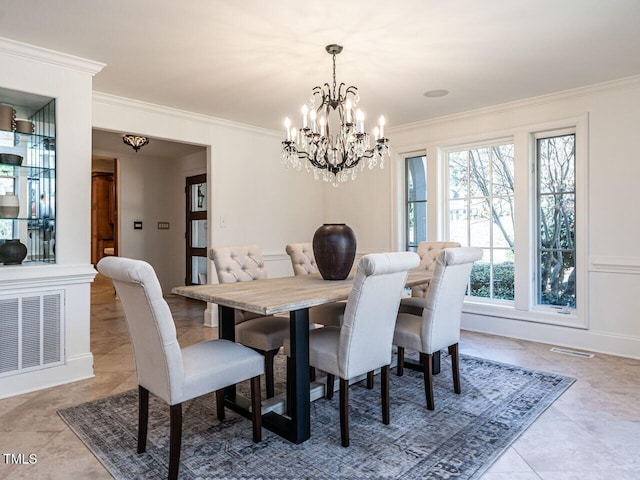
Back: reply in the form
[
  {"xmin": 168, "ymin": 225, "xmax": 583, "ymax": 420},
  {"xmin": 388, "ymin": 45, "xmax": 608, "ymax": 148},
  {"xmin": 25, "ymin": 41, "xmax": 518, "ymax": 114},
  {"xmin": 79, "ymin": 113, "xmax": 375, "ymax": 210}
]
[{"xmin": 2, "ymin": 1, "xmax": 640, "ymax": 133}]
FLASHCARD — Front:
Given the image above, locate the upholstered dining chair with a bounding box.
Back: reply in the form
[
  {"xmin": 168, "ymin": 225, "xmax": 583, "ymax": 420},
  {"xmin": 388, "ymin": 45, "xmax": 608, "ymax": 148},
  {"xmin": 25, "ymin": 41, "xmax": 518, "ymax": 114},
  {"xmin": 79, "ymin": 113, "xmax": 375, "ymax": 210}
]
[
  {"xmin": 210, "ymin": 244, "xmax": 290, "ymax": 398},
  {"xmin": 97, "ymin": 256, "xmax": 263, "ymax": 480},
  {"xmin": 285, "ymin": 242, "xmax": 346, "ymax": 327},
  {"xmin": 394, "ymin": 247, "xmax": 482, "ymax": 410},
  {"xmin": 398, "ymin": 241, "xmax": 461, "ymax": 315},
  {"xmin": 308, "ymin": 251, "xmax": 420, "ymax": 447}
]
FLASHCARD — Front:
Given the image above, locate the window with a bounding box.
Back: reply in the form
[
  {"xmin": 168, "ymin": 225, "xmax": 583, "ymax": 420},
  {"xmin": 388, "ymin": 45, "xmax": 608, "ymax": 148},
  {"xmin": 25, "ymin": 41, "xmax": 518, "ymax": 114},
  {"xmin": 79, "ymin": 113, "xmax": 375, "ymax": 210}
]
[
  {"xmin": 536, "ymin": 133, "xmax": 576, "ymax": 308},
  {"xmin": 405, "ymin": 155, "xmax": 427, "ymax": 251},
  {"xmin": 447, "ymin": 142, "xmax": 515, "ymax": 300}
]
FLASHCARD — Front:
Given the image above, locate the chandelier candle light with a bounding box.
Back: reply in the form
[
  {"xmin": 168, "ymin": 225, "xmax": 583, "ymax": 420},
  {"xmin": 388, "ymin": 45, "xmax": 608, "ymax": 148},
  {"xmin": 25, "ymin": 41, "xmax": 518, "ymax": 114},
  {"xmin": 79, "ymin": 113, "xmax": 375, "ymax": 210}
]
[{"xmin": 281, "ymin": 44, "xmax": 390, "ymax": 186}]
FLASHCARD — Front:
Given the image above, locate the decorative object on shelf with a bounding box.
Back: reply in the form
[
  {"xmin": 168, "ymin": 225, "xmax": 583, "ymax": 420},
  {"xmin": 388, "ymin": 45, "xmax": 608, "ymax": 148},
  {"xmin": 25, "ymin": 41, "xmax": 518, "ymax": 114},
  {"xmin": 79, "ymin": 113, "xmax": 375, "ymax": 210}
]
[
  {"xmin": 0, "ymin": 105, "xmax": 16, "ymax": 131},
  {"xmin": 14, "ymin": 119, "xmax": 35, "ymax": 134},
  {"xmin": 0, "ymin": 193, "xmax": 19, "ymax": 218},
  {"xmin": 0, "ymin": 239, "xmax": 28, "ymax": 265},
  {"xmin": 0, "ymin": 153, "xmax": 23, "ymax": 166},
  {"xmin": 281, "ymin": 44, "xmax": 390, "ymax": 187},
  {"xmin": 122, "ymin": 134, "xmax": 149, "ymax": 152},
  {"xmin": 312, "ymin": 223, "xmax": 357, "ymax": 280}
]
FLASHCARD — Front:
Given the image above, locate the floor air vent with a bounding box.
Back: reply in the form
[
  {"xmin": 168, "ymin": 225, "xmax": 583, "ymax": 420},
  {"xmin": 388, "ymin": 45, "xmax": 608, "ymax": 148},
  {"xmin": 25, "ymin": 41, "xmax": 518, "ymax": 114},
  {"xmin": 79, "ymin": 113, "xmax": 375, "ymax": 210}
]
[
  {"xmin": 0, "ymin": 291, "xmax": 64, "ymax": 378},
  {"xmin": 550, "ymin": 347, "xmax": 594, "ymax": 358}
]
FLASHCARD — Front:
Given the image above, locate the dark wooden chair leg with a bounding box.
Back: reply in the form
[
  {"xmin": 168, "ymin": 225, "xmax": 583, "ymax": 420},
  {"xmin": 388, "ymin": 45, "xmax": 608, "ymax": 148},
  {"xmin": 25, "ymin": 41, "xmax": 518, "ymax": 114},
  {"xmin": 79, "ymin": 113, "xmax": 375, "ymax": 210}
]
[
  {"xmin": 396, "ymin": 346, "xmax": 405, "ymax": 376},
  {"xmin": 250, "ymin": 375, "xmax": 262, "ymax": 442},
  {"xmin": 215, "ymin": 389, "xmax": 225, "ymax": 421},
  {"xmin": 264, "ymin": 348, "xmax": 279, "ymax": 399},
  {"xmin": 367, "ymin": 370, "xmax": 374, "ymax": 389},
  {"xmin": 310, "ymin": 366, "xmax": 316, "ymax": 382},
  {"xmin": 168, "ymin": 403, "xmax": 182, "ymax": 480},
  {"xmin": 339, "ymin": 378, "xmax": 349, "ymax": 447},
  {"xmin": 381, "ymin": 365, "xmax": 390, "ymax": 425},
  {"xmin": 137, "ymin": 386, "xmax": 149, "ymax": 454},
  {"xmin": 449, "ymin": 343, "xmax": 461, "ymax": 394},
  {"xmin": 421, "ymin": 352, "xmax": 435, "ymax": 410},
  {"xmin": 326, "ymin": 373, "xmax": 335, "ymax": 400}
]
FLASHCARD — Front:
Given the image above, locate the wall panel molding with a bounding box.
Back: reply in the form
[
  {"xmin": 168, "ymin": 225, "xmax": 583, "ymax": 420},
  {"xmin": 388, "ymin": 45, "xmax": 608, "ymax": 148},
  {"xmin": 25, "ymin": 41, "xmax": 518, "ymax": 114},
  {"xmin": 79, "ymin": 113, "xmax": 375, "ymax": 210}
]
[{"xmin": 589, "ymin": 256, "xmax": 640, "ymax": 274}]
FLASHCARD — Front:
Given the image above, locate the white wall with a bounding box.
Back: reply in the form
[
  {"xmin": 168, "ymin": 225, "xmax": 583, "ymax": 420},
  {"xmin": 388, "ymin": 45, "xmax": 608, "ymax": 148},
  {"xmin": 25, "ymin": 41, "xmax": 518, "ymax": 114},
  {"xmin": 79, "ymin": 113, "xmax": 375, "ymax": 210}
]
[
  {"xmin": 92, "ymin": 93, "xmax": 325, "ymax": 284},
  {"xmin": 0, "ymin": 38, "xmax": 103, "ymax": 398},
  {"xmin": 91, "ymin": 147, "xmax": 207, "ymax": 293},
  {"xmin": 324, "ymin": 76, "xmax": 640, "ymax": 359}
]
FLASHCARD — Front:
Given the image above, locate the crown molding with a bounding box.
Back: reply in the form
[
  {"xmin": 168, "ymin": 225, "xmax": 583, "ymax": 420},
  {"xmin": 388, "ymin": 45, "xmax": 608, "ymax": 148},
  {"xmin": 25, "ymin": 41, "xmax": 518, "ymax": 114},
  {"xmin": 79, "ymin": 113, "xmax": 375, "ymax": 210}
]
[
  {"xmin": 0, "ymin": 36, "xmax": 105, "ymax": 76},
  {"xmin": 391, "ymin": 75, "xmax": 640, "ymax": 133},
  {"xmin": 92, "ymin": 91, "xmax": 280, "ymax": 137}
]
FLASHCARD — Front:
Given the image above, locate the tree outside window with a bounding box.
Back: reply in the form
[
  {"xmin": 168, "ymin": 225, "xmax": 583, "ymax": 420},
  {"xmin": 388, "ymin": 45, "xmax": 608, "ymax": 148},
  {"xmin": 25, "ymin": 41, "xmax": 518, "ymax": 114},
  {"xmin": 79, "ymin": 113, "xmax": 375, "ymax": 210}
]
[
  {"xmin": 536, "ymin": 134, "xmax": 576, "ymax": 308},
  {"xmin": 448, "ymin": 143, "xmax": 515, "ymax": 300}
]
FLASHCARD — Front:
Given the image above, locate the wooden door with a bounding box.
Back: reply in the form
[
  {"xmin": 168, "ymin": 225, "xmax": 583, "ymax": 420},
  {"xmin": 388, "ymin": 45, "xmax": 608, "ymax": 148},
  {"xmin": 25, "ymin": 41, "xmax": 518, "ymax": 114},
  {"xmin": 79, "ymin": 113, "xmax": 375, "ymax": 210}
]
[{"xmin": 91, "ymin": 172, "xmax": 115, "ymax": 264}]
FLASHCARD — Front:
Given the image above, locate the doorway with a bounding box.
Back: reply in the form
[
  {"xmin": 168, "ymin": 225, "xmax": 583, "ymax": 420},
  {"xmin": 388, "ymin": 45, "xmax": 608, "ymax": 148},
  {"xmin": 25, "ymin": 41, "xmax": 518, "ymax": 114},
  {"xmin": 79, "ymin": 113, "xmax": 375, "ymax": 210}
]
[
  {"xmin": 185, "ymin": 173, "xmax": 207, "ymax": 285},
  {"xmin": 91, "ymin": 157, "xmax": 118, "ymax": 265}
]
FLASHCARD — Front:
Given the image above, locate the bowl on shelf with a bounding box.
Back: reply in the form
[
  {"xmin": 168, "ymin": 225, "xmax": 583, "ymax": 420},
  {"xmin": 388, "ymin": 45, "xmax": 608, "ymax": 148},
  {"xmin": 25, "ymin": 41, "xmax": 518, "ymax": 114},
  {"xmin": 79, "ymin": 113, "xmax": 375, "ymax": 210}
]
[
  {"xmin": 0, "ymin": 105, "xmax": 16, "ymax": 131},
  {"xmin": 0, "ymin": 193, "xmax": 19, "ymax": 218},
  {"xmin": 15, "ymin": 119, "xmax": 35, "ymax": 134},
  {"xmin": 0, "ymin": 153, "xmax": 23, "ymax": 166}
]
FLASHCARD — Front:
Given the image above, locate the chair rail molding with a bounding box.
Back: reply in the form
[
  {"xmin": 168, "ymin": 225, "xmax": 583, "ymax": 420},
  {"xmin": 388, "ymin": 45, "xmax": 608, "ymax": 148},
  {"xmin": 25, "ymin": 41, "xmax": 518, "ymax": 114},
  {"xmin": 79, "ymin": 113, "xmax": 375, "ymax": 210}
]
[
  {"xmin": 0, "ymin": 264, "xmax": 97, "ymax": 291},
  {"xmin": 589, "ymin": 256, "xmax": 640, "ymax": 275}
]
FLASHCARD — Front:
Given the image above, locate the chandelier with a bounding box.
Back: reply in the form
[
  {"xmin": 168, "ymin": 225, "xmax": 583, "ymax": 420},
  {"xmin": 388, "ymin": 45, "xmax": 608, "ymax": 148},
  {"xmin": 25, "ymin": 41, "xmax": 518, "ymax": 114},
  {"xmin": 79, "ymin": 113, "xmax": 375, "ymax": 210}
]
[{"xmin": 281, "ymin": 44, "xmax": 390, "ymax": 186}]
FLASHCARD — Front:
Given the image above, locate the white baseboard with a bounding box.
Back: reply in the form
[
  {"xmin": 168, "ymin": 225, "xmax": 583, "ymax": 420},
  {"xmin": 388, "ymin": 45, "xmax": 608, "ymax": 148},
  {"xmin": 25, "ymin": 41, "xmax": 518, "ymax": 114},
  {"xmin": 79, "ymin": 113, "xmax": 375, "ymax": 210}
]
[
  {"xmin": 0, "ymin": 353, "xmax": 94, "ymax": 400},
  {"xmin": 203, "ymin": 305, "xmax": 218, "ymax": 328},
  {"xmin": 462, "ymin": 312, "xmax": 640, "ymax": 360}
]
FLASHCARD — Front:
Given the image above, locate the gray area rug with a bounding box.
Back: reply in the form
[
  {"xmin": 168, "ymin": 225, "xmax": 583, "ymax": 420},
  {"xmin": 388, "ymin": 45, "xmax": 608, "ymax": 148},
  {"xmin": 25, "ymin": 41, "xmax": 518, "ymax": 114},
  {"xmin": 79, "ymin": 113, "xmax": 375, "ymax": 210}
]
[{"xmin": 58, "ymin": 353, "xmax": 574, "ymax": 479}]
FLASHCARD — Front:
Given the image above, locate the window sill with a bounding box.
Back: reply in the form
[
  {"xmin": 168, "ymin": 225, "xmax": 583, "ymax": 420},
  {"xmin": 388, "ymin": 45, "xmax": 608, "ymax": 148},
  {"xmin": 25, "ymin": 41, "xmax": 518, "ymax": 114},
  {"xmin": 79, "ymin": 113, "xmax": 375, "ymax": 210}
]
[{"xmin": 462, "ymin": 299, "xmax": 587, "ymax": 329}]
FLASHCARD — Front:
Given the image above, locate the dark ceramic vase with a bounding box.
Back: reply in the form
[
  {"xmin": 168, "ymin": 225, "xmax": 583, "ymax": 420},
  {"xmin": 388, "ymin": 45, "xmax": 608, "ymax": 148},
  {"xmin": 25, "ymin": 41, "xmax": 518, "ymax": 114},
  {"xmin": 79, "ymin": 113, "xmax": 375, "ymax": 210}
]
[
  {"xmin": 312, "ymin": 224, "xmax": 357, "ymax": 280},
  {"xmin": 0, "ymin": 239, "xmax": 27, "ymax": 265}
]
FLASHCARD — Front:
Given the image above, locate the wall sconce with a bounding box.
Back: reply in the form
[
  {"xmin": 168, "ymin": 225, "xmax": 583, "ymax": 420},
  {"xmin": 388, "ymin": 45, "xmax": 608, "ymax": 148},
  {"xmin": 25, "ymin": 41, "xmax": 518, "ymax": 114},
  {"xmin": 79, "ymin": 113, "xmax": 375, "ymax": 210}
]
[{"xmin": 122, "ymin": 134, "xmax": 149, "ymax": 152}]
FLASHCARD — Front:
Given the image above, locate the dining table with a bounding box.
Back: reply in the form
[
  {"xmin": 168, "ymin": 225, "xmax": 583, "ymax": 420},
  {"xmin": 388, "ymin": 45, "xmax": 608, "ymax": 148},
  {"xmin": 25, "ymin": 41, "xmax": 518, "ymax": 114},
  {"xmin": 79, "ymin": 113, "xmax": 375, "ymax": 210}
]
[{"xmin": 172, "ymin": 268, "xmax": 433, "ymax": 444}]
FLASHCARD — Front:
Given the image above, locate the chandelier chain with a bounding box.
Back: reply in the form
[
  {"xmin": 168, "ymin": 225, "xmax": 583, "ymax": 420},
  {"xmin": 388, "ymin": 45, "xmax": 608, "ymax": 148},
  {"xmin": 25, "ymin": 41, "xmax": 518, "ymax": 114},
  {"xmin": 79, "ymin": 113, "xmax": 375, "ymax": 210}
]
[{"xmin": 332, "ymin": 53, "xmax": 337, "ymax": 100}]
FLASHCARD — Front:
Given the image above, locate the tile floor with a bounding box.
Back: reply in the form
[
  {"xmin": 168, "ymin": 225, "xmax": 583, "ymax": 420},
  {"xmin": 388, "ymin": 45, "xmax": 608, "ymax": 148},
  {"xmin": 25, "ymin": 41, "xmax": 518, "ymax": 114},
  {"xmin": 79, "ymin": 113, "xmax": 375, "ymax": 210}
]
[{"xmin": 0, "ymin": 274, "xmax": 638, "ymax": 479}]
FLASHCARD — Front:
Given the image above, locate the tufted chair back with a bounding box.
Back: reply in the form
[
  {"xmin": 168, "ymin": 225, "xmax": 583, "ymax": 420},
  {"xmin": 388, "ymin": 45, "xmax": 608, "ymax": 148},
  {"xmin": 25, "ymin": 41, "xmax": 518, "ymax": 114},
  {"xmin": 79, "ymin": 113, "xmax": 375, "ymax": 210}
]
[
  {"xmin": 411, "ymin": 241, "xmax": 461, "ymax": 297},
  {"xmin": 97, "ymin": 256, "xmax": 183, "ymax": 405},
  {"xmin": 210, "ymin": 244, "xmax": 267, "ymax": 283},
  {"xmin": 285, "ymin": 242, "xmax": 318, "ymax": 275},
  {"xmin": 209, "ymin": 244, "xmax": 268, "ymax": 324}
]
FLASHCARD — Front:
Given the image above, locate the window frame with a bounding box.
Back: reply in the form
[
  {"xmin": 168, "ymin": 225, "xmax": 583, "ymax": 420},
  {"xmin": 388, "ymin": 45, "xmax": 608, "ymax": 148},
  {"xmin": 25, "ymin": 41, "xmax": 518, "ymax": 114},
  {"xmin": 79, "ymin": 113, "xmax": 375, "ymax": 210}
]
[
  {"xmin": 404, "ymin": 154, "xmax": 427, "ymax": 251},
  {"xmin": 425, "ymin": 115, "xmax": 588, "ymax": 329},
  {"xmin": 444, "ymin": 138, "xmax": 515, "ymax": 303},
  {"xmin": 532, "ymin": 127, "xmax": 578, "ymax": 313}
]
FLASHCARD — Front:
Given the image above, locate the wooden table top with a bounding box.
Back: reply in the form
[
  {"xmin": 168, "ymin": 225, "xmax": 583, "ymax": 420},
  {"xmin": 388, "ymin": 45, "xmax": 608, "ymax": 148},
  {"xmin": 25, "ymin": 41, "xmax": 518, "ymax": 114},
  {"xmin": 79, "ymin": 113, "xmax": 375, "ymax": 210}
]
[{"xmin": 172, "ymin": 270, "xmax": 432, "ymax": 316}]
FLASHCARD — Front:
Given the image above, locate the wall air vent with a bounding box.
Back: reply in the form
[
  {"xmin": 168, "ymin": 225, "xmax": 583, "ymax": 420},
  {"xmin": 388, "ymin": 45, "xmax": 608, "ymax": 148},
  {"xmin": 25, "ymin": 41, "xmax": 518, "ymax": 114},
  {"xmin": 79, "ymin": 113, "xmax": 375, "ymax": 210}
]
[{"xmin": 0, "ymin": 291, "xmax": 64, "ymax": 378}]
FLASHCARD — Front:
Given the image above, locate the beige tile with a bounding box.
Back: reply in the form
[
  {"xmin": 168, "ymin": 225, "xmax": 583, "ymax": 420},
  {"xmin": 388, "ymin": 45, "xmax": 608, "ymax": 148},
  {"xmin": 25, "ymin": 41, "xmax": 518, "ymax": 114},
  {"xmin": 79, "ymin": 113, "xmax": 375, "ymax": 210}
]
[
  {"xmin": 553, "ymin": 386, "xmax": 640, "ymax": 422},
  {"xmin": 513, "ymin": 419, "xmax": 629, "ymax": 473},
  {"xmin": 2, "ymin": 430, "xmax": 111, "ymax": 480},
  {"xmin": 484, "ymin": 447, "xmax": 535, "ymax": 473},
  {"xmin": 481, "ymin": 473, "xmax": 541, "ymax": 480},
  {"xmin": 537, "ymin": 469, "xmax": 640, "ymax": 480}
]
